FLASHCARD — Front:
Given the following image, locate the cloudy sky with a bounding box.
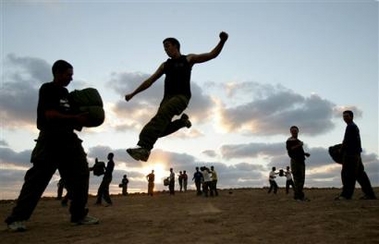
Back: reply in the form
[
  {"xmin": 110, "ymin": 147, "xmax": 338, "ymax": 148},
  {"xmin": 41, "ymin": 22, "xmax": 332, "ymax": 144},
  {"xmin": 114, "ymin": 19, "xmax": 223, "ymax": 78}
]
[{"xmin": 1, "ymin": 0, "xmax": 378, "ymax": 200}]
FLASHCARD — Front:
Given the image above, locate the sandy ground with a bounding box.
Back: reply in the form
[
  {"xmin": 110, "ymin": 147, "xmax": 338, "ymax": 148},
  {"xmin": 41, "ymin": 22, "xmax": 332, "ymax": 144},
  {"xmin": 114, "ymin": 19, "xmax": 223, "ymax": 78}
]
[{"xmin": 1, "ymin": 188, "xmax": 378, "ymax": 244}]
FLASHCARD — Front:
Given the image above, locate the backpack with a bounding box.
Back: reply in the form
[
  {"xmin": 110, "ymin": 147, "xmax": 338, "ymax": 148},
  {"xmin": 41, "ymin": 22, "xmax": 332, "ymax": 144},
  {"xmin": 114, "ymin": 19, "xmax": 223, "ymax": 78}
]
[
  {"xmin": 328, "ymin": 144, "xmax": 343, "ymax": 164},
  {"xmin": 93, "ymin": 161, "xmax": 105, "ymax": 176},
  {"xmin": 69, "ymin": 88, "xmax": 105, "ymax": 128}
]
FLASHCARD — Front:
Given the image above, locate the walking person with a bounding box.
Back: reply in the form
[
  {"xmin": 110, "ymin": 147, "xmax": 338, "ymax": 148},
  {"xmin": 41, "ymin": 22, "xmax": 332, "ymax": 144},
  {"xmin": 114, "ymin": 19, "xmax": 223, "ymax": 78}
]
[
  {"xmin": 5, "ymin": 60, "xmax": 99, "ymax": 231},
  {"xmin": 284, "ymin": 166, "xmax": 295, "ymax": 194},
  {"xmin": 286, "ymin": 126, "xmax": 310, "ymax": 201},
  {"xmin": 335, "ymin": 110, "xmax": 376, "ymax": 200},
  {"xmin": 268, "ymin": 167, "xmax": 279, "ymax": 194},
  {"xmin": 146, "ymin": 170, "xmax": 155, "ymax": 196},
  {"xmin": 95, "ymin": 153, "xmax": 115, "ymax": 206},
  {"xmin": 125, "ymin": 32, "xmax": 229, "ymax": 162}
]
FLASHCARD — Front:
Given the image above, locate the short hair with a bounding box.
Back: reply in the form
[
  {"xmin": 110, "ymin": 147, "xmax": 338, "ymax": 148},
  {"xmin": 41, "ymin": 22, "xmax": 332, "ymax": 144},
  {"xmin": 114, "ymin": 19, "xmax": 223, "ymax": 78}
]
[
  {"xmin": 52, "ymin": 60, "xmax": 72, "ymax": 76},
  {"xmin": 163, "ymin": 37, "xmax": 180, "ymax": 51},
  {"xmin": 343, "ymin": 110, "xmax": 354, "ymax": 117},
  {"xmin": 290, "ymin": 125, "xmax": 299, "ymax": 131}
]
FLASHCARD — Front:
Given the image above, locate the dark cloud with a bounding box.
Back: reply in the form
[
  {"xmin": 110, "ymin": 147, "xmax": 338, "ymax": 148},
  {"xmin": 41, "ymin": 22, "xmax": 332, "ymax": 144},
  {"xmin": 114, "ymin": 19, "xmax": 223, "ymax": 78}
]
[
  {"xmin": 202, "ymin": 150, "xmax": 217, "ymax": 158},
  {"xmin": 1, "ymin": 54, "xmax": 94, "ymax": 129},
  {"xmin": 219, "ymin": 82, "xmax": 337, "ymax": 136},
  {"xmin": 0, "ymin": 140, "xmax": 9, "ymax": 147},
  {"xmin": 0, "ymin": 54, "xmax": 51, "ymax": 127},
  {"xmin": 0, "ymin": 147, "xmax": 32, "ymax": 166}
]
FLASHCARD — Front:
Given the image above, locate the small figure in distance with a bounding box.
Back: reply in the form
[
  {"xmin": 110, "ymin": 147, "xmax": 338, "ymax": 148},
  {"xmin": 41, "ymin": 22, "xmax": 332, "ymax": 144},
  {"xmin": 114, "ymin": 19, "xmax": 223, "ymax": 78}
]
[{"xmin": 268, "ymin": 167, "xmax": 279, "ymax": 194}]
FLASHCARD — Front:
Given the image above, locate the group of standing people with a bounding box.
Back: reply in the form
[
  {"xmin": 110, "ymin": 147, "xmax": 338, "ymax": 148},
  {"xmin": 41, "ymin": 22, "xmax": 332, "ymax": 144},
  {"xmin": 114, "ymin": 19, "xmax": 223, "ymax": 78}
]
[
  {"xmin": 192, "ymin": 166, "xmax": 219, "ymax": 197},
  {"xmin": 269, "ymin": 112, "xmax": 376, "ymax": 202},
  {"xmin": 165, "ymin": 168, "xmax": 186, "ymax": 195},
  {"xmin": 158, "ymin": 166, "xmax": 219, "ymax": 197}
]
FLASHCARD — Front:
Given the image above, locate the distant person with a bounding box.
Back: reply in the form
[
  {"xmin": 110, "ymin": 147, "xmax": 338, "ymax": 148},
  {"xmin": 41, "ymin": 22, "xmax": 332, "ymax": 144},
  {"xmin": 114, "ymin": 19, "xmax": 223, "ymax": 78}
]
[
  {"xmin": 210, "ymin": 166, "xmax": 219, "ymax": 197},
  {"xmin": 268, "ymin": 167, "xmax": 278, "ymax": 194},
  {"xmin": 120, "ymin": 174, "xmax": 129, "ymax": 196},
  {"xmin": 125, "ymin": 32, "xmax": 229, "ymax": 162},
  {"xmin": 95, "ymin": 153, "xmax": 115, "ymax": 206},
  {"xmin": 201, "ymin": 166, "xmax": 212, "ymax": 197},
  {"xmin": 57, "ymin": 178, "xmax": 70, "ymax": 207},
  {"xmin": 182, "ymin": 170, "xmax": 188, "ymax": 192},
  {"xmin": 146, "ymin": 170, "xmax": 155, "ymax": 196},
  {"xmin": 335, "ymin": 110, "xmax": 376, "ymax": 200},
  {"xmin": 178, "ymin": 171, "xmax": 183, "ymax": 192},
  {"xmin": 284, "ymin": 166, "xmax": 295, "ymax": 194},
  {"xmin": 192, "ymin": 167, "xmax": 203, "ymax": 196},
  {"xmin": 169, "ymin": 168, "xmax": 175, "ymax": 195},
  {"xmin": 5, "ymin": 60, "xmax": 99, "ymax": 232},
  {"xmin": 286, "ymin": 126, "xmax": 310, "ymax": 201},
  {"xmin": 57, "ymin": 178, "xmax": 66, "ymax": 200}
]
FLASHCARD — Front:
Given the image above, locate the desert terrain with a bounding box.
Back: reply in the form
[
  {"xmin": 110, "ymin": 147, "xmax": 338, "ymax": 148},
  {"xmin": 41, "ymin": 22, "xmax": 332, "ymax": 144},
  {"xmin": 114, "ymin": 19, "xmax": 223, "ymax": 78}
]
[{"xmin": 1, "ymin": 188, "xmax": 378, "ymax": 244}]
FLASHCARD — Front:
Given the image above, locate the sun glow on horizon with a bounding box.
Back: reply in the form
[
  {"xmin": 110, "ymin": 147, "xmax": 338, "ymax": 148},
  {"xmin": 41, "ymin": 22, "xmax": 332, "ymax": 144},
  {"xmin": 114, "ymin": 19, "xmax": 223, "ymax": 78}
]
[{"xmin": 142, "ymin": 162, "xmax": 168, "ymax": 184}]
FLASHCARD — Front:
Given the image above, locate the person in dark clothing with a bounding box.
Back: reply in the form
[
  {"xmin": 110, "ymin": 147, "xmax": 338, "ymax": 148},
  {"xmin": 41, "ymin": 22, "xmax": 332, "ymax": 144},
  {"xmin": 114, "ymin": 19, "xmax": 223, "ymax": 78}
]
[
  {"xmin": 182, "ymin": 170, "xmax": 188, "ymax": 192},
  {"xmin": 57, "ymin": 178, "xmax": 66, "ymax": 200},
  {"xmin": 125, "ymin": 32, "xmax": 229, "ymax": 162},
  {"xmin": 178, "ymin": 171, "xmax": 183, "ymax": 192},
  {"xmin": 335, "ymin": 110, "xmax": 376, "ymax": 200},
  {"xmin": 57, "ymin": 178, "xmax": 70, "ymax": 206},
  {"xmin": 168, "ymin": 168, "xmax": 175, "ymax": 195},
  {"xmin": 286, "ymin": 126, "xmax": 310, "ymax": 201},
  {"xmin": 192, "ymin": 167, "xmax": 203, "ymax": 196},
  {"xmin": 5, "ymin": 60, "xmax": 99, "ymax": 232},
  {"xmin": 95, "ymin": 153, "xmax": 115, "ymax": 206},
  {"xmin": 120, "ymin": 174, "xmax": 129, "ymax": 196}
]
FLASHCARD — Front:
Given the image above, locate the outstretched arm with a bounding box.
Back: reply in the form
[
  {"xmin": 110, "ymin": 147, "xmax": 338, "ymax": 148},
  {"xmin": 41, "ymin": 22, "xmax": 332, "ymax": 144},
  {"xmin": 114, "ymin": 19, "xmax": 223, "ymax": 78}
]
[
  {"xmin": 187, "ymin": 31, "xmax": 228, "ymax": 64},
  {"xmin": 125, "ymin": 63, "xmax": 165, "ymax": 101}
]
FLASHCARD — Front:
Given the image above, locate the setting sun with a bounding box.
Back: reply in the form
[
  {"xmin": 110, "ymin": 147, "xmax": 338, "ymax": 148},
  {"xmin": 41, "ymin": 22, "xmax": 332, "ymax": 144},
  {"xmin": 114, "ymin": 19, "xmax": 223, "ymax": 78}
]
[{"xmin": 142, "ymin": 162, "xmax": 168, "ymax": 187}]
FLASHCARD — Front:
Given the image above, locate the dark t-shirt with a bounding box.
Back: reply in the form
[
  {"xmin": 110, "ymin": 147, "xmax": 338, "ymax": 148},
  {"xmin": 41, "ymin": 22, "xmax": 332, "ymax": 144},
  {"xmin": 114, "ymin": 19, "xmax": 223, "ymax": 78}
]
[
  {"xmin": 104, "ymin": 160, "xmax": 114, "ymax": 178},
  {"xmin": 193, "ymin": 171, "xmax": 203, "ymax": 183},
  {"xmin": 343, "ymin": 122, "xmax": 362, "ymax": 155},
  {"xmin": 37, "ymin": 82, "xmax": 74, "ymax": 132},
  {"xmin": 163, "ymin": 55, "xmax": 192, "ymax": 100},
  {"xmin": 286, "ymin": 137, "xmax": 306, "ymax": 161}
]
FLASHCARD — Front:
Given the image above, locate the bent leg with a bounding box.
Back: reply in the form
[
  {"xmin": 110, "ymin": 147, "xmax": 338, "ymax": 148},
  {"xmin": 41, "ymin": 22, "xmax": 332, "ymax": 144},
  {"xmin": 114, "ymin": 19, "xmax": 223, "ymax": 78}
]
[{"xmin": 138, "ymin": 95, "xmax": 189, "ymax": 150}]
